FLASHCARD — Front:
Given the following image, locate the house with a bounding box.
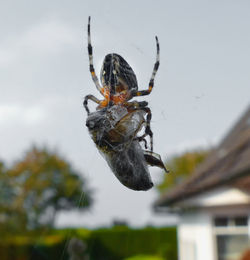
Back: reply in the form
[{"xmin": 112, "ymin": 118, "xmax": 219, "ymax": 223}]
[{"xmin": 154, "ymin": 105, "xmax": 250, "ymax": 260}]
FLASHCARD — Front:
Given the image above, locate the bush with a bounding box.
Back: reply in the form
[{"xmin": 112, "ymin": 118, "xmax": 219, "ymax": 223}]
[
  {"xmin": 0, "ymin": 226, "xmax": 177, "ymax": 260},
  {"xmin": 84, "ymin": 226, "xmax": 177, "ymax": 260},
  {"xmin": 124, "ymin": 255, "xmax": 165, "ymax": 260}
]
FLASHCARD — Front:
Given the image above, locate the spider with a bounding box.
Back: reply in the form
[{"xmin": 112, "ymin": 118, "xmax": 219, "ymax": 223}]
[{"xmin": 84, "ymin": 16, "xmax": 160, "ymax": 152}]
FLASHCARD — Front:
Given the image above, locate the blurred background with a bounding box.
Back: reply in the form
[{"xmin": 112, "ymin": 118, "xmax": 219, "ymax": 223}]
[{"xmin": 0, "ymin": 0, "xmax": 249, "ymax": 259}]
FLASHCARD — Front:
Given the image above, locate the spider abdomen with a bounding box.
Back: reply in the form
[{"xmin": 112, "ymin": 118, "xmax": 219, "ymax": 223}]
[{"xmin": 100, "ymin": 53, "xmax": 138, "ymax": 98}]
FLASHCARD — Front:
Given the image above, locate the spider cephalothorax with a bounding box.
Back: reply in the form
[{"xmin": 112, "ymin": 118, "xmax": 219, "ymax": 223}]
[{"xmin": 84, "ymin": 16, "xmax": 160, "ymax": 152}]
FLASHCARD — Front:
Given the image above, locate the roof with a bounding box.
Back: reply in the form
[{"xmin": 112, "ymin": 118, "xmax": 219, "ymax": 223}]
[{"xmin": 154, "ymin": 105, "xmax": 250, "ymax": 208}]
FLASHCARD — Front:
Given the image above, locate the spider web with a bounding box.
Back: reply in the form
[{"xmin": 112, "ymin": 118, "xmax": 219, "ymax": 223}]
[{"xmin": 60, "ymin": 17, "xmax": 166, "ymax": 260}]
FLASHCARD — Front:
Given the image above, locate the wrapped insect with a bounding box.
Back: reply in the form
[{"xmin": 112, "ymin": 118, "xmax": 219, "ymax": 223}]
[{"xmin": 86, "ymin": 105, "xmax": 168, "ymax": 191}]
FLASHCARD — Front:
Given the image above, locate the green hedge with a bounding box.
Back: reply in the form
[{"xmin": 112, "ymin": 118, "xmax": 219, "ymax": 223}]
[
  {"xmin": 86, "ymin": 226, "xmax": 177, "ymax": 260},
  {"xmin": 0, "ymin": 226, "xmax": 177, "ymax": 260}
]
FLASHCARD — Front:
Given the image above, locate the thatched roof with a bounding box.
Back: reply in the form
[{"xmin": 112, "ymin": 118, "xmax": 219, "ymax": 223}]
[{"xmin": 154, "ymin": 105, "xmax": 250, "ymax": 208}]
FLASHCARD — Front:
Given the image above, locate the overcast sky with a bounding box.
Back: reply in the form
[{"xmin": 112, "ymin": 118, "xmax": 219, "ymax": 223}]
[{"xmin": 1, "ymin": 0, "xmax": 249, "ymax": 228}]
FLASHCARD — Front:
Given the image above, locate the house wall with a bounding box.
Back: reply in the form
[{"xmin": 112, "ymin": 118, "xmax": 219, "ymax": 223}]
[
  {"xmin": 178, "ymin": 212, "xmax": 214, "ymax": 260},
  {"xmin": 168, "ymin": 187, "xmax": 250, "ymax": 259}
]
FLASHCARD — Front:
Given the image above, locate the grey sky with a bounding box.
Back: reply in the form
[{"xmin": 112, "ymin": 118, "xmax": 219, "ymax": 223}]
[{"xmin": 0, "ymin": 0, "xmax": 249, "ymax": 227}]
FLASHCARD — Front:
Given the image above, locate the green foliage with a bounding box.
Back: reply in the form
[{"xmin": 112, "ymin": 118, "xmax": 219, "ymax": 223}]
[
  {"xmin": 124, "ymin": 255, "xmax": 165, "ymax": 260},
  {"xmin": 158, "ymin": 149, "xmax": 210, "ymax": 193},
  {"xmin": 85, "ymin": 226, "xmax": 177, "ymax": 260},
  {"xmin": 0, "ymin": 227, "xmax": 177, "ymax": 260},
  {"xmin": 0, "ymin": 146, "xmax": 92, "ymax": 233}
]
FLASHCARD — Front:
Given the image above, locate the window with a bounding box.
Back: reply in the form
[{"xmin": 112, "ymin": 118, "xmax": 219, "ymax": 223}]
[
  {"xmin": 213, "ymin": 216, "xmax": 249, "ymax": 260},
  {"xmin": 214, "ymin": 217, "xmax": 228, "ymax": 227},
  {"xmin": 214, "ymin": 216, "xmax": 248, "ymax": 227},
  {"xmin": 216, "ymin": 235, "xmax": 249, "ymax": 260},
  {"xmin": 235, "ymin": 217, "xmax": 248, "ymax": 227}
]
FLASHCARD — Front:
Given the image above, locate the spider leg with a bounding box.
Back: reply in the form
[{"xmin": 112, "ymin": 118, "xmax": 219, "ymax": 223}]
[
  {"xmin": 83, "ymin": 94, "xmax": 102, "ymax": 115},
  {"xmin": 124, "ymin": 101, "xmax": 148, "ymax": 109},
  {"xmin": 133, "ymin": 36, "xmax": 160, "ymax": 97},
  {"xmin": 136, "ymin": 136, "xmax": 148, "ymax": 149},
  {"xmin": 87, "ymin": 17, "xmax": 103, "ymax": 95},
  {"xmin": 134, "ymin": 107, "xmax": 153, "ymax": 152}
]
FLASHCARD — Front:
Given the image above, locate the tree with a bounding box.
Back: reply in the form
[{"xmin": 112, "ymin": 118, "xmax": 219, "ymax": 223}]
[
  {"xmin": 0, "ymin": 161, "xmax": 17, "ymax": 231},
  {"xmin": 0, "ymin": 146, "xmax": 92, "ymax": 232},
  {"xmin": 157, "ymin": 149, "xmax": 210, "ymax": 194}
]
